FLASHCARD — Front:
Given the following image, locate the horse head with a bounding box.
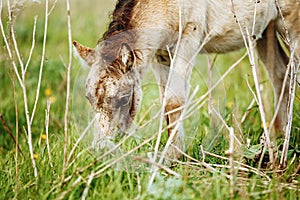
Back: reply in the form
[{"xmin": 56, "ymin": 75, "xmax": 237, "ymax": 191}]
[{"xmin": 73, "ymin": 40, "xmax": 142, "ymax": 146}]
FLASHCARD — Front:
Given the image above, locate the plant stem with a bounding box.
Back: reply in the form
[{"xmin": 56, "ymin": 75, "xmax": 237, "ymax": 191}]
[{"xmin": 61, "ymin": 0, "xmax": 73, "ymax": 183}]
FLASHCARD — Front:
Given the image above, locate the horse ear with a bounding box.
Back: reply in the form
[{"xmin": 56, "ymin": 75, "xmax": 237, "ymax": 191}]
[
  {"xmin": 73, "ymin": 41, "xmax": 97, "ymax": 67},
  {"xmin": 119, "ymin": 43, "xmax": 135, "ymax": 70}
]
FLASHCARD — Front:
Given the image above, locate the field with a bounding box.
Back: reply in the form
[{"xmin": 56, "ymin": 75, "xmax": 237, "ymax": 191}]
[{"xmin": 0, "ymin": 0, "xmax": 299, "ymax": 199}]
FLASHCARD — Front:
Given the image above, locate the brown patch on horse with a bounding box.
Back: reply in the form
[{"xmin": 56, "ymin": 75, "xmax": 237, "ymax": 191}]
[{"xmin": 165, "ymin": 102, "xmax": 183, "ymax": 137}]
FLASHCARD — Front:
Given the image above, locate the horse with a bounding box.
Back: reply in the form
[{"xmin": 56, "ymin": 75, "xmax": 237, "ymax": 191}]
[{"xmin": 74, "ymin": 0, "xmax": 300, "ymax": 160}]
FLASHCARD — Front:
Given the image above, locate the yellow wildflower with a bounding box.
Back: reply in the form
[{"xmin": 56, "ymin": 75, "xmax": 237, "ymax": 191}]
[
  {"xmin": 33, "ymin": 153, "xmax": 38, "ymax": 159},
  {"xmin": 44, "ymin": 88, "xmax": 53, "ymax": 97},
  {"xmin": 41, "ymin": 134, "xmax": 47, "ymax": 140}
]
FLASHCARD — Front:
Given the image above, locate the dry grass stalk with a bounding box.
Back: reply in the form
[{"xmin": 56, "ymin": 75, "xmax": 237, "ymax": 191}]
[
  {"xmin": 12, "ymin": 73, "xmax": 20, "ymax": 181},
  {"xmin": 30, "ymin": 0, "xmax": 49, "ymax": 125},
  {"xmin": 152, "ymin": 0, "xmax": 184, "ymax": 165},
  {"xmin": 56, "ymin": 177, "xmax": 82, "ymax": 200},
  {"xmin": 212, "ymin": 107, "xmax": 237, "ymax": 196},
  {"xmin": 275, "ymin": 0, "xmax": 291, "ymax": 44},
  {"xmin": 45, "ymin": 100, "xmax": 53, "ymax": 168},
  {"xmin": 81, "ymin": 171, "xmax": 94, "ymax": 200},
  {"xmin": 229, "ymin": 127, "xmax": 235, "ymax": 197},
  {"xmin": 207, "ymin": 55, "xmax": 217, "ymax": 133},
  {"xmin": 135, "ymin": 172, "xmax": 142, "ymax": 200},
  {"xmin": 172, "ymin": 145, "xmax": 275, "ymax": 187},
  {"xmin": 247, "ymin": 19, "xmax": 275, "ymax": 168},
  {"xmin": 171, "ymin": 145, "xmax": 227, "ymax": 176},
  {"xmin": 132, "ymin": 156, "xmax": 181, "ymax": 177},
  {"xmin": 25, "ymin": 15, "xmax": 37, "ymax": 72},
  {"xmin": 280, "ymin": 50, "xmax": 298, "ymax": 168},
  {"xmin": 268, "ymin": 65, "xmax": 290, "ymax": 132},
  {"xmin": 275, "ymin": 0, "xmax": 298, "ymax": 169},
  {"xmin": 201, "ymin": 149, "xmax": 271, "ymax": 181},
  {"xmin": 61, "ymin": 0, "xmax": 73, "ymax": 184},
  {"xmin": 241, "ymin": 98, "xmax": 256, "ymax": 123},
  {"xmin": 67, "ymin": 147, "xmax": 92, "ymax": 170},
  {"xmin": 212, "ymin": 107, "xmax": 242, "ymax": 146}
]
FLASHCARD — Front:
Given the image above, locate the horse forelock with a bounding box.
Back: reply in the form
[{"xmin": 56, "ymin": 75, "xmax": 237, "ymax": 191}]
[{"xmin": 100, "ymin": 30, "xmax": 136, "ymax": 64}]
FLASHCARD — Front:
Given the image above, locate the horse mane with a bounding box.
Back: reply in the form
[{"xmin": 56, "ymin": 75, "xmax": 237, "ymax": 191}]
[
  {"xmin": 99, "ymin": 0, "xmax": 137, "ymax": 63},
  {"xmin": 102, "ymin": 0, "xmax": 136, "ymax": 40}
]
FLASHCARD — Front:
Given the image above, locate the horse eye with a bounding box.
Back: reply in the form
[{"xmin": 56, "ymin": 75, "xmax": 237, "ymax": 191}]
[{"xmin": 117, "ymin": 96, "xmax": 130, "ymax": 107}]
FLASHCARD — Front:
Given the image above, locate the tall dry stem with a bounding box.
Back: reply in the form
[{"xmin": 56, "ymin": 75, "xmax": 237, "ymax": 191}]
[
  {"xmin": 228, "ymin": 127, "xmax": 235, "ymax": 198},
  {"xmin": 207, "ymin": 55, "xmax": 217, "ymax": 133},
  {"xmin": 275, "ymin": 1, "xmax": 298, "ymax": 168},
  {"xmin": 12, "ymin": 74, "xmax": 19, "ymax": 180},
  {"xmin": 247, "ymin": 27, "xmax": 274, "ymax": 165},
  {"xmin": 152, "ymin": 0, "xmax": 184, "ymax": 164},
  {"xmin": 30, "ymin": 0, "xmax": 49, "ymax": 124},
  {"xmin": 280, "ymin": 51, "xmax": 298, "ymax": 168},
  {"xmin": 61, "ymin": 0, "xmax": 73, "ymax": 183},
  {"xmin": 30, "ymin": 0, "xmax": 58, "ymax": 122},
  {"xmin": 211, "ymin": 107, "xmax": 237, "ymax": 197},
  {"xmin": 45, "ymin": 100, "xmax": 53, "ymax": 168},
  {"xmin": 81, "ymin": 171, "xmax": 94, "ymax": 200}
]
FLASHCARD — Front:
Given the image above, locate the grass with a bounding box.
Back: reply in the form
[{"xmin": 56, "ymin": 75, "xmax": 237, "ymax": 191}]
[{"xmin": 0, "ymin": 0, "xmax": 299, "ymax": 199}]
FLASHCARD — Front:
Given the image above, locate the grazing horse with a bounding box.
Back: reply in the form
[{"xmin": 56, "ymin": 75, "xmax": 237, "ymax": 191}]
[{"xmin": 74, "ymin": 0, "xmax": 300, "ymax": 160}]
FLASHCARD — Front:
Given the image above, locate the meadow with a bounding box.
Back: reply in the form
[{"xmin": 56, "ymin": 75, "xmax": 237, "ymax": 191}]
[{"xmin": 0, "ymin": 0, "xmax": 299, "ymax": 199}]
